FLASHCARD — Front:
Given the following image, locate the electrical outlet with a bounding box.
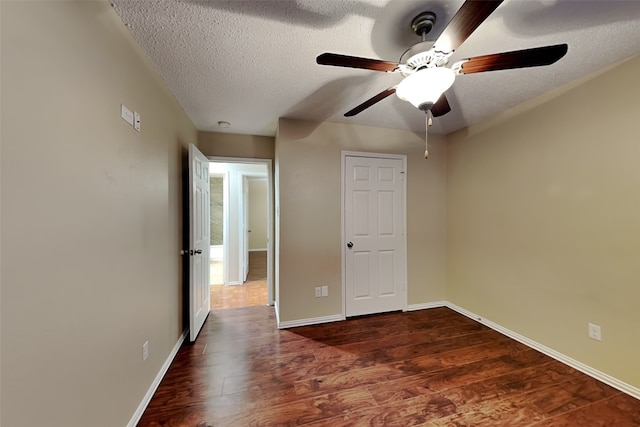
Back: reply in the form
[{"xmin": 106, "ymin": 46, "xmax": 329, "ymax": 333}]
[
  {"xmin": 321, "ymin": 285, "xmax": 328, "ymax": 297},
  {"xmin": 588, "ymin": 323, "xmax": 602, "ymax": 341},
  {"xmin": 315, "ymin": 287, "xmax": 322, "ymax": 298},
  {"xmin": 142, "ymin": 341, "xmax": 149, "ymax": 362}
]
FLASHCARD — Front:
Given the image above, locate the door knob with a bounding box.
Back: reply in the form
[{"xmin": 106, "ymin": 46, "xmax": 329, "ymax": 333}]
[
  {"xmin": 191, "ymin": 249, "xmax": 203, "ymax": 255},
  {"xmin": 347, "ymin": 242, "xmax": 354, "ymax": 248}
]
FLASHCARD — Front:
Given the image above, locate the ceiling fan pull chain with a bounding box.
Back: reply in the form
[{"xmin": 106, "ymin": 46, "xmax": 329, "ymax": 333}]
[{"xmin": 425, "ymin": 111, "xmax": 431, "ymax": 159}]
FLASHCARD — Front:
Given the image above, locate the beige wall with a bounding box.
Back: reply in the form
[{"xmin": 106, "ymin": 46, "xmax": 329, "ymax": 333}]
[
  {"xmin": 446, "ymin": 55, "xmax": 640, "ymax": 389},
  {"xmin": 198, "ymin": 131, "xmax": 275, "ymax": 160},
  {"xmin": 249, "ymin": 179, "xmax": 268, "ymax": 250},
  {"xmin": 276, "ymin": 119, "xmax": 447, "ymax": 322},
  {"xmin": 1, "ymin": 2, "xmax": 196, "ymax": 426}
]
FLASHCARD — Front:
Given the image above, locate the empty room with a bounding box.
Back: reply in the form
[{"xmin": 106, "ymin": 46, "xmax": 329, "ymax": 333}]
[{"xmin": 2, "ymin": 1, "xmax": 639, "ymax": 426}]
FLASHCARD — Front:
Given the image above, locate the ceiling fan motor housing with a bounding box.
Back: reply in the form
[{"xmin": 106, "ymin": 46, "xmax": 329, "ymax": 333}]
[{"xmin": 400, "ymin": 50, "xmax": 451, "ymax": 74}]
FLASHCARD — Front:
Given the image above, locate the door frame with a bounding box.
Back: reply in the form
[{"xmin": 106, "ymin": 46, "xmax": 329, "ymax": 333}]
[
  {"xmin": 238, "ymin": 172, "xmax": 266, "ymax": 283},
  {"xmin": 341, "ymin": 150, "xmax": 408, "ymax": 318},
  {"xmin": 208, "ymin": 157, "xmax": 275, "ymax": 305}
]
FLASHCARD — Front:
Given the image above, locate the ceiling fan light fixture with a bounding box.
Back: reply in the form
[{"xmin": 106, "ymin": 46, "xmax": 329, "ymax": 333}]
[{"xmin": 396, "ymin": 67, "xmax": 455, "ymax": 111}]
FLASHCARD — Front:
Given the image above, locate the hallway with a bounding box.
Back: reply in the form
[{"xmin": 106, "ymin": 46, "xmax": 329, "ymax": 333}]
[{"xmin": 210, "ymin": 251, "xmax": 268, "ymax": 309}]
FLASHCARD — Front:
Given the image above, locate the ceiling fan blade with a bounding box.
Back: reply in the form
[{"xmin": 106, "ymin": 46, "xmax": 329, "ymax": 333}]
[
  {"xmin": 317, "ymin": 53, "xmax": 399, "ymax": 72},
  {"xmin": 345, "ymin": 87, "xmax": 396, "ymax": 117},
  {"xmin": 431, "ymin": 94, "xmax": 451, "ymax": 117},
  {"xmin": 433, "ymin": 0, "xmax": 503, "ymax": 53},
  {"xmin": 456, "ymin": 44, "xmax": 568, "ymax": 74}
]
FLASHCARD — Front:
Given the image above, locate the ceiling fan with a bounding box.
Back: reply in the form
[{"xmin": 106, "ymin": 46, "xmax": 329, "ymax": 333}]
[{"xmin": 316, "ymin": 0, "xmax": 568, "ymax": 157}]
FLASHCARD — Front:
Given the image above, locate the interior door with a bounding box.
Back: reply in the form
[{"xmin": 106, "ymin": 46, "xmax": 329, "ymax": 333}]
[
  {"xmin": 344, "ymin": 155, "xmax": 406, "ymax": 317},
  {"xmin": 242, "ymin": 175, "xmax": 250, "ymax": 282},
  {"xmin": 189, "ymin": 144, "xmax": 210, "ymax": 342}
]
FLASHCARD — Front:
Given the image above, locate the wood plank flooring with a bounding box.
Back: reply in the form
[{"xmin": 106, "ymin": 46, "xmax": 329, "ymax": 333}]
[
  {"xmin": 210, "ymin": 280, "xmax": 267, "ymax": 309},
  {"xmin": 210, "ymin": 251, "xmax": 268, "ymax": 309},
  {"xmin": 138, "ymin": 307, "xmax": 640, "ymax": 426},
  {"xmin": 247, "ymin": 251, "xmax": 267, "ymax": 282}
]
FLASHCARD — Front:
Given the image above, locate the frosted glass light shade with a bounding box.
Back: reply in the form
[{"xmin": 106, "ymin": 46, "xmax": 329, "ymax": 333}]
[{"xmin": 396, "ymin": 67, "xmax": 455, "ymax": 110}]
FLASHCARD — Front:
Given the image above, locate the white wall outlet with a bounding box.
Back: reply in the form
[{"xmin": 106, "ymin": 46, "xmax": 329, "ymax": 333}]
[
  {"xmin": 134, "ymin": 110, "xmax": 141, "ymax": 131},
  {"xmin": 314, "ymin": 287, "xmax": 322, "ymax": 298},
  {"xmin": 588, "ymin": 323, "xmax": 602, "ymax": 341},
  {"xmin": 121, "ymin": 104, "xmax": 134, "ymax": 125},
  {"xmin": 142, "ymin": 340, "xmax": 149, "ymax": 362},
  {"xmin": 321, "ymin": 285, "xmax": 328, "ymax": 297}
]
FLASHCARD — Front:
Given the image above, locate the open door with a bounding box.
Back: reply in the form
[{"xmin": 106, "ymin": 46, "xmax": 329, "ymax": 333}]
[
  {"xmin": 242, "ymin": 175, "xmax": 250, "ymax": 282},
  {"xmin": 189, "ymin": 144, "xmax": 210, "ymax": 342}
]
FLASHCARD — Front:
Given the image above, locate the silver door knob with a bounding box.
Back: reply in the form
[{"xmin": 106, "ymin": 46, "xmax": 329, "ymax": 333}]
[{"xmin": 347, "ymin": 242, "xmax": 354, "ymax": 248}]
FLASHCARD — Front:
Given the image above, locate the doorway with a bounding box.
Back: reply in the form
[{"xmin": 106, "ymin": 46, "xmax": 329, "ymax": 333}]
[{"xmin": 208, "ymin": 159, "xmax": 273, "ymax": 309}]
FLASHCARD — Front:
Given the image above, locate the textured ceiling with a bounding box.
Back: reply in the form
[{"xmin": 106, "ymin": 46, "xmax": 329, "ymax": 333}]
[{"xmin": 111, "ymin": 0, "xmax": 640, "ymax": 136}]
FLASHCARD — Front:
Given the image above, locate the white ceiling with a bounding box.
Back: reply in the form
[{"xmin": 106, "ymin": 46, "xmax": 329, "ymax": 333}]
[{"xmin": 111, "ymin": 0, "xmax": 640, "ymax": 136}]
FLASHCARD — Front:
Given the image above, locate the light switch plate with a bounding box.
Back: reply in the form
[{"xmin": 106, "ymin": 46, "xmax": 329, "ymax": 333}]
[{"xmin": 121, "ymin": 104, "xmax": 134, "ymax": 125}]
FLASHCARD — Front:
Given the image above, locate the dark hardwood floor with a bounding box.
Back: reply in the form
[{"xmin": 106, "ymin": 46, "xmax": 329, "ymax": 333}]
[{"xmin": 138, "ymin": 307, "xmax": 640, "ymax": 426}]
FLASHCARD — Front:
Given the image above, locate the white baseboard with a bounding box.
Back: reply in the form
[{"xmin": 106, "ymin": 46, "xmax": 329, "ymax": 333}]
[
  {"xmin": 127, "ymin": 328, "xmax": 188, "ymax": 427},
  {"xmin": 274, "ymin": 300, "xmax": 280, "ymax": 326},
  {"xmin": 278, "ymin": 313, "xmax": 344, "ymax": 329},
  {"xmin": 225, "ymin": 280, "xmax": 243, "ymax": 286},
  {"xmin": 445, "ymin": 302, "xmax": 640, "ymax": 400},
  {"xmin": 407, "ymin": 301, "xmax": 447, "ymax": 311}
]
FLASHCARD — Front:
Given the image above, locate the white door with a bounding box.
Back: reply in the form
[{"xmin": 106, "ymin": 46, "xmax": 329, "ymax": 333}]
[
  {"xmin": 189, "ymin": 144, "xmax": 210, "ymax": 342},
  {"xmin": 242, "ymin": 175, "xmax": 250, "ymax": 282},
  {"xmin": 344, "ymin": 154, "xmax": 407, "ymax": 317}
]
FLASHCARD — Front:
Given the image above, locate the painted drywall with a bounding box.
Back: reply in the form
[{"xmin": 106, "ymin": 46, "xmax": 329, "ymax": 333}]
[
  {"xmin": 198, "ymin": 131, "xmax": 275, "ymax": 160},
  {"xmin": 276, "ymin": 119, "xmax": 447, "ymax": 322},
  {"xmin": 1, "ymin": 2, "xmax": 196, "ymax": 426},
  {"xmin": 446, "ymin": 54, "xmax": 640, "ymax": 389},
  {"xmin": 249, "ymin": 179, "xmax": 268, "ymax": 250}
]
